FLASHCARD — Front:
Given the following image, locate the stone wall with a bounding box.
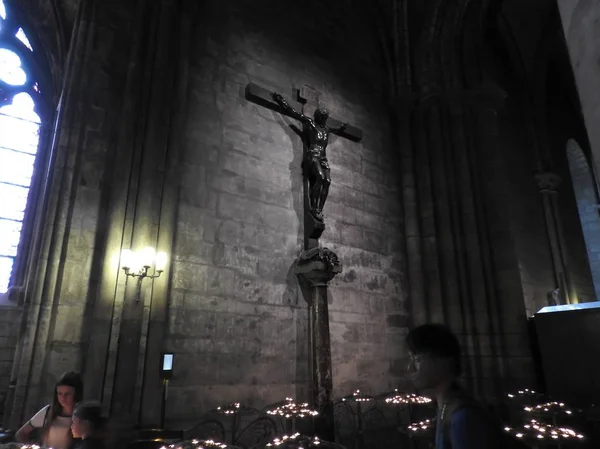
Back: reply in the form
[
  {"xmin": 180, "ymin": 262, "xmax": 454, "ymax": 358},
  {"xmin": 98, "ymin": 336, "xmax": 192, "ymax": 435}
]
[
  {"xmin": 567, "ymin": 140, "xmax": 600, "ymax": 299},
  {"xmin": 7, "ymin": 0, "xmax": 599, "ymax": 434},
  {"xmin": 557, "ymin": 0, "xmax": 600, "ymax": 182},
  {"xmin": 498, "ymin": 95, "xmax": 553, "ymax": 317},
  {"xmin": 4, "ymin": 0, "xmax": 142, "ymax": 428},
  {"xmin": 165, "ymin": 0, "xmax": 406, "ymax": 425},
  {"xmin": 0, "ymin": 304, "xmax": 21, "ymax": 420},
  {"xmin": 479, "ymin": 94, "xmax": 546, "ymax": 386},
  {"xmin": 544, "ymin": 73, "xmax": 597, "ymax": 305},
  {"xmin": 550, "ymin": 139, "xmax": 597, "ymax": 305}
]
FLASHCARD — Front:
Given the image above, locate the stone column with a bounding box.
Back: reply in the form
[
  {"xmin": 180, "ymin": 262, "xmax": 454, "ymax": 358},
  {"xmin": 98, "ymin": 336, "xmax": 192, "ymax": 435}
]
[
  {"xmin": 296, "ymin": 248, "xmax": 341, "ymax": 442},
  {"xmin": 5, "ymin": 0, "xmax": 135, "ymax": 428},
  {"xmin": 406, "ymin": 77, "xmax": 511, "ymax": 397},
  {"xmin": 5, "ymin": 0, "xmax": 186, "ymax": 430},
  {"xmin": 535, "ymin": 172, "xmax": 571, "ymax": 304},
  {"xmin": 83, "ymin": 0, "xmax": 185, "ymax": 426},
  {"xmin": 138, "ymin": 0, "xmax": 195, "ymax": 427}
]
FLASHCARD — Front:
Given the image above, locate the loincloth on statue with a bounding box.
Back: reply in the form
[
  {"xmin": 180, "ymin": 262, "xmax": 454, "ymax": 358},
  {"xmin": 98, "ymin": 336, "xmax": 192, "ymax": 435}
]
[{"xmin": 304, "ymin": 149, "xmax": 330, "ymax": 170}]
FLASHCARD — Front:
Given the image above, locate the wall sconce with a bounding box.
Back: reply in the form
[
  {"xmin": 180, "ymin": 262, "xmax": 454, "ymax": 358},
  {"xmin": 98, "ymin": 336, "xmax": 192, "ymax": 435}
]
[{"xmin": 120, "ymin": 247, "xmax": 168, "ymax": 302}]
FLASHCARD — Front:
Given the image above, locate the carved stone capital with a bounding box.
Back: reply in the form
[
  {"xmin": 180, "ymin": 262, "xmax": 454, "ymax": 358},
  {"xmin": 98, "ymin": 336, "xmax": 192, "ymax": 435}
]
[
  {"xmin": 295, "ymin": 247, "xmax": 342, "ymax": 287},
  {"xmin": 535, "ymin": 172, "xmax": 562, "ymax": 192}
]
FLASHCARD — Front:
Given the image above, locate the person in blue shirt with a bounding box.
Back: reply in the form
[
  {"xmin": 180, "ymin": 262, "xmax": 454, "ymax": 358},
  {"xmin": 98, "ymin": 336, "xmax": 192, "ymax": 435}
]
[{"xmin": 405, "ymin": 324, "xmax": 500, "ymax": 449}]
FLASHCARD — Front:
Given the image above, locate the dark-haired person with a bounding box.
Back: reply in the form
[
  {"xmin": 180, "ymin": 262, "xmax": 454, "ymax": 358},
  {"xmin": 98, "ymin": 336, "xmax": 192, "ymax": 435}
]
[
  {"xmin": 16, "ymin": 371, "xmax": 83, "ymax": 449},
  {"xmin": 70, "ymin": 402, "xmax": 106, "ymax": 449},
  {"xmin": 405, "ymin": 324, "xmax": 500, "ymax": 449}
]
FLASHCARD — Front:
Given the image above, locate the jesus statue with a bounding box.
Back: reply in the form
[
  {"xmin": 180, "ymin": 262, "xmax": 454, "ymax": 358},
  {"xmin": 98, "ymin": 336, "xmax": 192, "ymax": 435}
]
[{"xmin": 272, "ymin": 92, "xmax": 347, "ymax": 222}]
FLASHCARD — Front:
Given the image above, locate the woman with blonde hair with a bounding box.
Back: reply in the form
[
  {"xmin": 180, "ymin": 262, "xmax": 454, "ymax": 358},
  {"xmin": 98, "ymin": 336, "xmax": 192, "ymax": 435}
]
[{"xmin": 16, "ymin": 371, "xmax": 83, "ymax": 449}]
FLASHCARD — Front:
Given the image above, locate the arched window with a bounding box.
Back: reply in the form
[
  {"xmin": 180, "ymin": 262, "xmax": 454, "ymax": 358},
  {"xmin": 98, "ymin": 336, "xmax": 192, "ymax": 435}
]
[
  {"xmin": 566, "ymin": 139, "xmax": 600, "ymax": 299},
  {"xmin": 0, "ymin": 0, "xmax": 48, "ymax": 294}
]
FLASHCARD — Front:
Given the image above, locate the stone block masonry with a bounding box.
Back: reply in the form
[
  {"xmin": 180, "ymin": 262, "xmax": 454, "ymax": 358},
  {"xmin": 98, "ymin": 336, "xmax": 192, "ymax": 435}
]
[
  {"xmin": 557, "ymin": 0, "xmax": 600, "ymax": 186},
  {"xmin": 8, "ymin": 0, "xmax": 597, "ymax": 435},
  {"xmin": 0, "ymin": 305, "xmax": 21, "ymax": 420},
  {"xmin": 167, "ymin": 0, "xmax": 407, "ymax": 425}
]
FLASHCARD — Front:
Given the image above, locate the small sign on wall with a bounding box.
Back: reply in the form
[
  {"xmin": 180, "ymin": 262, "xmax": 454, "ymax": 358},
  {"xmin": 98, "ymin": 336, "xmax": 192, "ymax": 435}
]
[{"xmin": 161, "ymin": 352, "xmax": 174, "ymax": 379}]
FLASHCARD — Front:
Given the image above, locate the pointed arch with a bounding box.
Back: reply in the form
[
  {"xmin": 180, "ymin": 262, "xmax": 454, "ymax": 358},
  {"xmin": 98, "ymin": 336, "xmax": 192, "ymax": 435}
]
[{"xmin": 0, "ymin": 0, "xmax": 53, "ymax": 297}]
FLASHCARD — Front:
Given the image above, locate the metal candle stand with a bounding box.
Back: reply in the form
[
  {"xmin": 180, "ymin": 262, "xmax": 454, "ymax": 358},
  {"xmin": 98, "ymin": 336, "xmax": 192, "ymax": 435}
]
[
  {"xmin": 213, "ymin": 403, "xmax": 279, "ymax": 447},
  {"xmin": 265, "ymin": 398, "xmax": 319, "ymax": 435},
  {"xmin": 161, "ymin": 439, "xmax": 241, "ymax": 449},
  {"xmin": 505, "ymin": 390, "xmax": 586, "ymax": 449},
  {"xmin": 381, "ymin": 391, "xmax": 433, "ymax": 449},
  {"xmin": 215, "ymin": 403, "xmax": 244, "ymax": 445},
  {"xmin": 503, "ymin": 418, "xmax": 585, "ymax": 449},
  {"xmin": 179, "ymin": 388, "xmax": 589, "ymax": 449},
  {"xmin": 264, "ymin": 433, "xmax": 345, "ymax": 448},
  {"xmin": 339, "ymin": 390, "xmax": 375, "ymax": 449}
]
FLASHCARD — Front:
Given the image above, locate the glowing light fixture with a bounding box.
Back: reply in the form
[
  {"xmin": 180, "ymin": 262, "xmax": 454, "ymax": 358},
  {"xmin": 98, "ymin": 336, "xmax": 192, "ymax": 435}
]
[{"xmin": 120, "ymin": 246, "xmax": 167, "ymax": 301}]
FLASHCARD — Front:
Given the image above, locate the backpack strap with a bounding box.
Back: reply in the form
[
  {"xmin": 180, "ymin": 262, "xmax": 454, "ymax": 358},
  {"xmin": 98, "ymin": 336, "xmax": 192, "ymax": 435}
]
[
  {"xmin": 442, "ymin": 395, "xmax": 505, "ymax": 449},
  {"xmin": 441, "ymin": 397, "xmax": 469, "ymax": 449}
]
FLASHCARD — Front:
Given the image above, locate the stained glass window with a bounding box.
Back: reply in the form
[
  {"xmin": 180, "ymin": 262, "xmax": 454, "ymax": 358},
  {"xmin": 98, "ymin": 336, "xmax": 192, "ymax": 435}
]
[
  {"xmin": 0, "ymin": 0, "xmax": 42, "ymax": 293},
  {"xmin": 16, "ymin": 28, "xmax": 32, "ymax": 51}
]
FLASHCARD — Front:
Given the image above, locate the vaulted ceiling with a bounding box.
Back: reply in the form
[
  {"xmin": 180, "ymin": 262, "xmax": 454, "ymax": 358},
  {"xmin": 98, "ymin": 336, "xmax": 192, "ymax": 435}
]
[
  {"xmin": 5, "ymin": 0, "xmax": 78, "ymax": 93},
  {"xmin": 10, "ymin": 0, "xmax": 569, "ymax": 104},
  {"xmin": 55, "ymin": 0, "xmax": 79, "ymax": 33},
  {"xmin": 501, "ymin": 0, "xmax": 557, "ymax": 78}
]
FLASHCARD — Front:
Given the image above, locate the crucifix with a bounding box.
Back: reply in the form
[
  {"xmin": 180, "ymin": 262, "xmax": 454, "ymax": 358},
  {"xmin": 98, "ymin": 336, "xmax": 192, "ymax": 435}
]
[
  {"xmin": 245, "ymin": 83, "xmax": 362, "ymax": 248},
  {"xmin": 245, "ymin": 82, "xmax": 363, "ymax": 441}
]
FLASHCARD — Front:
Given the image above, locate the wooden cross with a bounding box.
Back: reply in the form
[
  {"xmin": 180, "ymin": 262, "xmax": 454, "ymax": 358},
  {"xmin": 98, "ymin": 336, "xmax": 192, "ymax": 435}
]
[
  {"xmin": 245, "ymin": 82, "xmax": 362, "ymax": 250},
  {"xmin": 245, "ymin": 83, "xmax": 362, "ymax": 142}
]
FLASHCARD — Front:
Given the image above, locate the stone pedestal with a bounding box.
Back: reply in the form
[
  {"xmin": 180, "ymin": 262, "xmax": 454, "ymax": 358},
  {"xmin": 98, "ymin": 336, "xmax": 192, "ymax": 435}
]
[{"xmin": 295, "ymin": 248, "xmax": 342, "ymax": 442}]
